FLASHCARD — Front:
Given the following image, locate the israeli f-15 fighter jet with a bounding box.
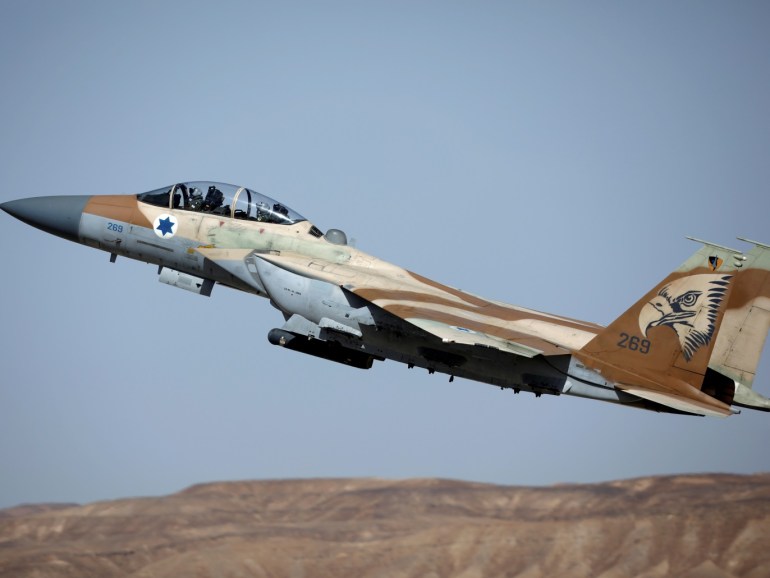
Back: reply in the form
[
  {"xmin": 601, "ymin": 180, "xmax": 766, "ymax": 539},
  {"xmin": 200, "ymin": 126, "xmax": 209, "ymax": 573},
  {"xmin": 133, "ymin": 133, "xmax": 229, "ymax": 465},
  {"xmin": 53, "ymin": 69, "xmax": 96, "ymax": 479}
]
[{"xmin": 3, "ymin": 181, "xmax": 770, "ymax": 417}]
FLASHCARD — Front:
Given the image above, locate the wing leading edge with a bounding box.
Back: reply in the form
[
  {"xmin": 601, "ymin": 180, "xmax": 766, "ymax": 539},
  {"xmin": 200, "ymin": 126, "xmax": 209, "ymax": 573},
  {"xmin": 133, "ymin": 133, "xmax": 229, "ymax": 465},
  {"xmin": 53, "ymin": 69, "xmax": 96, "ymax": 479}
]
[{"xmin": 256, "ymin": 251, "xmax": 582, "ymax": 358}]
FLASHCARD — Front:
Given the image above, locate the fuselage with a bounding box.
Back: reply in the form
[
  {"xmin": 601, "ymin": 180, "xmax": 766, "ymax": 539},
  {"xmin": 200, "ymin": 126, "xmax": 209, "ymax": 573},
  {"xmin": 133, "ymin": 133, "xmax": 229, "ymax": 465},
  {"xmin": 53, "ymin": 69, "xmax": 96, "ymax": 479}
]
[
  {"xmin": 6, "ymin": 180, "xmax": 761, "ymax": 417},
  {"xmin": 3, "ymin": 182, "xmax": 616, "ymax": 400}
]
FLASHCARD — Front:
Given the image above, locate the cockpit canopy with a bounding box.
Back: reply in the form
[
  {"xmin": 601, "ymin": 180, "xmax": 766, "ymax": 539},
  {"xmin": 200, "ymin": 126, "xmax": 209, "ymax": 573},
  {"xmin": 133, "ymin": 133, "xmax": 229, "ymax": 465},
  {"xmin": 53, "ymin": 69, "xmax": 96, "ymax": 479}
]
[{"xmin": 137, "ymin": 181, "xmax": 306, "ymax": 225}]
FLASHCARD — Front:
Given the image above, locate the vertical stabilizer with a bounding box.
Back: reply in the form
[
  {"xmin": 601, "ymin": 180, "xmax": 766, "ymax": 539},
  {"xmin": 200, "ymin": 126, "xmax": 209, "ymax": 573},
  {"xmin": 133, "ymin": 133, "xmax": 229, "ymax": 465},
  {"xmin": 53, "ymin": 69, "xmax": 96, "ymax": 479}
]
[
  {"xmin": 709, "ymin": 239, "xmax": 770, "ymax": 411},
  {"xmin": 580, "ymin": 242, "xmax": 742, "ymax": 391}
]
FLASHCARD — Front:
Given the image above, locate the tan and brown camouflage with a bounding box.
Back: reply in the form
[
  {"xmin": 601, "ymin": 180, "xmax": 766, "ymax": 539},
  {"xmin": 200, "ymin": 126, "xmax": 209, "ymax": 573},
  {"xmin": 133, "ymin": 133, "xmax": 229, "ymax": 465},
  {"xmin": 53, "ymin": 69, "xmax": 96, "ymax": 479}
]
[{"xmin": 3, "ymin": 181, "xmax": 769, "ymax": 417}]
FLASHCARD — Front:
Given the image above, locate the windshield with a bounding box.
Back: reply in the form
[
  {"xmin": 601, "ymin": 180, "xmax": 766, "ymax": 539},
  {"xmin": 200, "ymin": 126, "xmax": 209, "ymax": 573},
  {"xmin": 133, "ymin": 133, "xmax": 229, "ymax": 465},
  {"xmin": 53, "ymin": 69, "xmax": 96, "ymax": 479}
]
[{"xmin": 137, "ymin": 181, "xmax": 306, "ymax": 225}]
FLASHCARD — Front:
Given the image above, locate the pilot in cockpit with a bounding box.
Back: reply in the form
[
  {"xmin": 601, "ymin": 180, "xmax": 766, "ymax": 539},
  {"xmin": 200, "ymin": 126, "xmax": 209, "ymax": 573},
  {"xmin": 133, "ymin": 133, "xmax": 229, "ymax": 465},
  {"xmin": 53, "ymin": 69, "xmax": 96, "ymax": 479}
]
[
  {"xmin": 256, "ymin": 201, "xmax": 270, "ymax": 222},
  {"xmin": 188, "ymin": 187, "xmax": 203, "ymax": 210},
  {"xmin": 202, "ymin": 186, "xmax": 224, "ymax": 212},
  {"xmin": 172, "ymin": 183, "xmax": 187, "ymax": 209},
  {"xmin": 273, "ymin": 203, "xmax": 289, "ymax": 217}
]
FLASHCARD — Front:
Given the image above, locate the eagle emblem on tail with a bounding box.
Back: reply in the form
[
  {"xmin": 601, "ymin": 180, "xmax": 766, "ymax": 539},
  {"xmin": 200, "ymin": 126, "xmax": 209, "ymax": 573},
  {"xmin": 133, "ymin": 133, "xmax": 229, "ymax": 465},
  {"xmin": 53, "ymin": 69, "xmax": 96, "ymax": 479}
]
[{"xmin": 638, "ymin": 274, "xmax": 731, "ymax": 361}]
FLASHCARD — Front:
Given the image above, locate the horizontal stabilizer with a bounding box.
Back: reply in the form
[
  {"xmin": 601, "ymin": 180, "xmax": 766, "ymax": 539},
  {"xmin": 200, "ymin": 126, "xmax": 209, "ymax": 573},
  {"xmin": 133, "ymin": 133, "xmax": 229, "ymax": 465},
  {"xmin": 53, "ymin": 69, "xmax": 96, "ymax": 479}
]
[
  {"xmin": 733, "ymin": 383, "xmax": 770, "ymax": 411},
  {"xmin": 617, "ymin": 385, "xmax": 734, "ymax": 417}
]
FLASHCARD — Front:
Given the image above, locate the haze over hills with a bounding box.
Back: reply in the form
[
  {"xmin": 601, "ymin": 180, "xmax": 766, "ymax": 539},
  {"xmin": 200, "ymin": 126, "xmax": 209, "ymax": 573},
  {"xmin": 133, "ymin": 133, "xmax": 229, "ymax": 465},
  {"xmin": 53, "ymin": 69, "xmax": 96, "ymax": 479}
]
[{"xmin": 1, "ymin": 474, "xmax": 769, "ymax": 578}]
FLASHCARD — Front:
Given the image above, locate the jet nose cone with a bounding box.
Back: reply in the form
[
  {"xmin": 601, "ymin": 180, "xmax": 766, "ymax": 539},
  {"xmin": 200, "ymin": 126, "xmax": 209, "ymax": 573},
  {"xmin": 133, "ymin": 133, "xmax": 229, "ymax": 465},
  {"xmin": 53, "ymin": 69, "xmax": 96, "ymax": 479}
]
[{"xmin": 2, "ymin": 195, "xmax": 91, "ymax": 242}]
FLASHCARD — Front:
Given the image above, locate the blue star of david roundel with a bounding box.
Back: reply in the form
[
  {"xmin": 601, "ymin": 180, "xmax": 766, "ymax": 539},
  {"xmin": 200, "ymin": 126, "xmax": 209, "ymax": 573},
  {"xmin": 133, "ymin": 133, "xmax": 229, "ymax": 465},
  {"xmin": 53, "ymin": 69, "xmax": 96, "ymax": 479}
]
[{"xmin": 153, "ymin": 214, "xmax": 178, "ymax": 238}]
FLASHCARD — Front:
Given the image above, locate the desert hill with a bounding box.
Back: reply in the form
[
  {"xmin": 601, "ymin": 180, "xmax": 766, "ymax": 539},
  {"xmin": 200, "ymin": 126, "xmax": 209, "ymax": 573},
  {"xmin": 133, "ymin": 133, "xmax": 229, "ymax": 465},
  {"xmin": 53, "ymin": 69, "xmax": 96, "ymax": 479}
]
[{"xmin": 1, "ymin": 474, "xmax": 769, "ymax": 577}]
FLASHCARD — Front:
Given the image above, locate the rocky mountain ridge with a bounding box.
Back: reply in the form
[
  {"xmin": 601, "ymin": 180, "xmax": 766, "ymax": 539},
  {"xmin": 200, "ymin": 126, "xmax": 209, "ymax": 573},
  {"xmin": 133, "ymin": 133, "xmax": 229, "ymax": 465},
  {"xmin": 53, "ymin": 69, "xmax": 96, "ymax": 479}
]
[{"xmin": 1, "ymin": 474, "xmax": 769, "ymax": 577}]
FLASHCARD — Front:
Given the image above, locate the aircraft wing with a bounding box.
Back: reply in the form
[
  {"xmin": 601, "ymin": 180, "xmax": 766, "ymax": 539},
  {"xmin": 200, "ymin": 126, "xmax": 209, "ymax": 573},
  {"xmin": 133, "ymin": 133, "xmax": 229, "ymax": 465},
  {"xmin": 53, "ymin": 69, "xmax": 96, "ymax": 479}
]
[
  {"xmin": 255, "ymin": 251, "xmax": 573, "ymax": 358},
  {"xmin": 405, "ymin": 318, "xmax": 542, "ymax": 358},
  {"xmin": 243, "ymin": 251, "xmax": 737, "ymax": 415}
]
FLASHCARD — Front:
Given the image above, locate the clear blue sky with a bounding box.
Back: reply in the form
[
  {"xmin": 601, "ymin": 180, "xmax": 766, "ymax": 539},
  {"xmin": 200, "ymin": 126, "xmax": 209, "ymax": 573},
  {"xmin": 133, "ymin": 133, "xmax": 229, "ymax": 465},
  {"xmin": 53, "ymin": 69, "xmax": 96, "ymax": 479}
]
[{"xmin": 1, "ymin": 1, "xmax": 769, "ymax": 508}]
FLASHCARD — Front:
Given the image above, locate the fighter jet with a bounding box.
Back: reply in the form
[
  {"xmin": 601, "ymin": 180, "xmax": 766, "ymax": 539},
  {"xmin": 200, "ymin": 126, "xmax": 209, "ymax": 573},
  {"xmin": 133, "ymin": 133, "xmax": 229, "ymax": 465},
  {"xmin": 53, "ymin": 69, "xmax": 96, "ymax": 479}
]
[{"xmin": 3, "ymin": 181, "xmax": 770, "ymax": 417}]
